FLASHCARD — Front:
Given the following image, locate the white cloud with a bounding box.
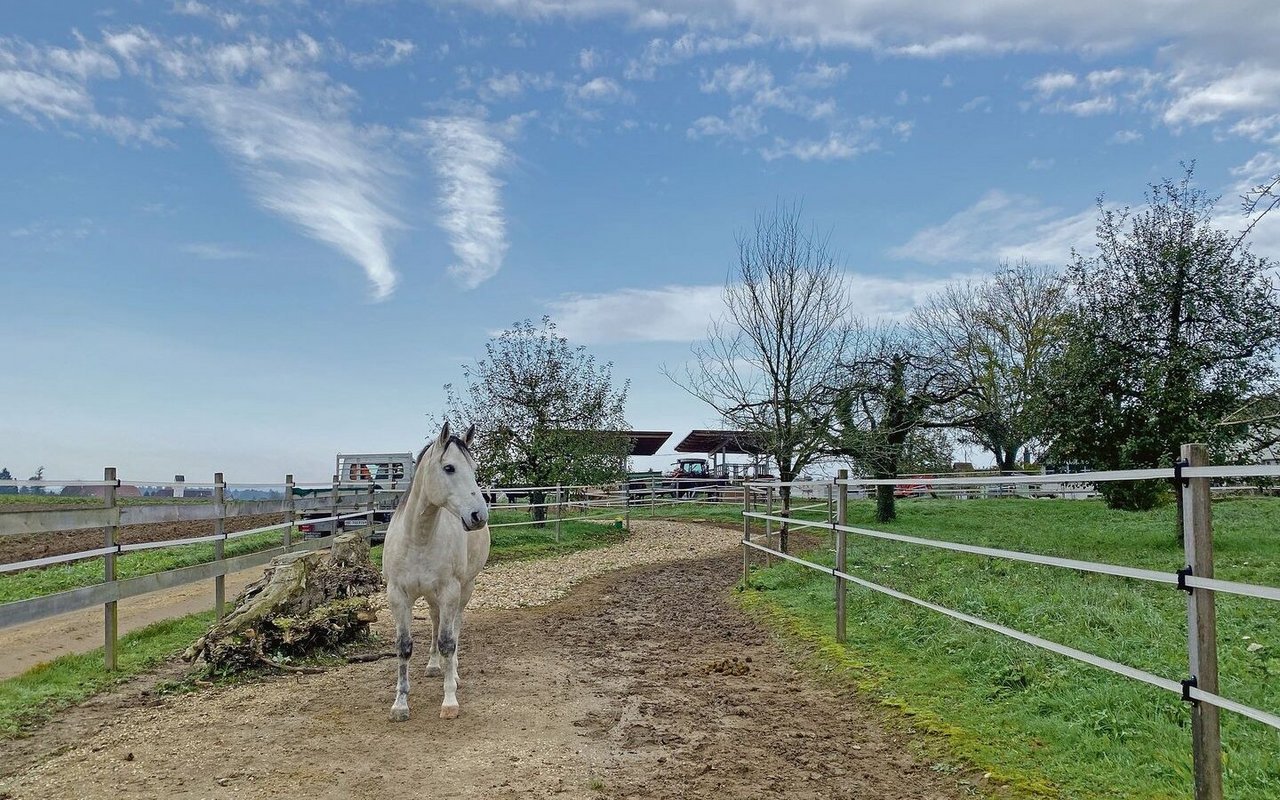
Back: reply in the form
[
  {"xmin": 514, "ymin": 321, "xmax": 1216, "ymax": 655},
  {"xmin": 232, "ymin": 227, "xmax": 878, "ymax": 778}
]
[
  {"xmin": 450, "ymin": 0, "xmax": 1280, "ymax": 65},
  {"xmin": 1029, "ymin": 71, "xmax": 1078, "ymax": 96},
  {"xmin": 547, "ymin": 271, "xmax": 980, "ymax": 344},
  {"xmin": 1110, "ymin": 129, "xmax": 1143, "ymax": 143},
  {"xmin": 550, "ymin": 285, "xmax": 725, "ymax": 343},
  {"xmin": 578, "ymin": 47, "xmax": 599, "ymax": 71},
  {"xmin": 890, "ymin": 190, "xmax": 1098, "ymax": 266},
  {"xmin": 419, "ymin": 116, "xmax": 510, "ymax": 289},
  {"xmin": 1027, "ymin": 157, "xmax": 1054, "ymax": 170},
  {"xmin": 0, "ymin": 35, "xmax": 174, "ymax": 145},
  {"xmin": 576, "ymin": 76, "xmax": 624, "ymax": 101},
  {"xmin": 623, "ymin": 31, "xmax": 766, "ymax": 80},
  {"xmin": 171, "ymin": 1, "xmax": 242, "ymax": 30},
  {"xmin": 959, "ymin": 95, "xmax": 991, "ymax": 113},
  {"xmin": 486, "ymin": 72, "xmax": 525, "ymax": 97},
  {"xmin": 351, "ymin": 39, "xmax": 416, "ymax": 68},
  {"xmin": 181, "ymin": 77, "xmax": 403, "ymax": 299},
  {"xmin": 760, "ymin": 131, "xmax": 874, "ymax": 161},
  {"xmin": 1164, "ymin": 63, "xmax": 1280, "ymax": 126},
  {"xmin": 687, "ymin": 105, "xmax": 764, "ymax": 140},
  {"xmin": 701, "ymin": 60, "xmax": 773, "ymax": 95},
  {"xmin": 180, "ymin": 242, "xmax": 254, "ymax": 260},
  {"xmin": 794, "ymin": 61, "xmax": 849, "ymax": 89}
]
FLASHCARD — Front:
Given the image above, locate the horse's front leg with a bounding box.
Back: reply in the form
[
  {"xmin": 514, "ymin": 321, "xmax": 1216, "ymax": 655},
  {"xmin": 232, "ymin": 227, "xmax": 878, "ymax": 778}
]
[
  {"xmin": 435, "ymin": 584, "xmax": 463, "ymax": 719},
  {"xmin": 425, "ymin": 601, "xmax": 443, "ymax": 677},
  {"xmin": 388, "ymin": 585, "xmax": 413, "ymax": 722}
]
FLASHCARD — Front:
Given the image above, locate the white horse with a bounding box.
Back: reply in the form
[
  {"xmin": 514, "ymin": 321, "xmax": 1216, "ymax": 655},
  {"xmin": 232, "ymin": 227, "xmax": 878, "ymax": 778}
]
[{"xmin": 383, "ymin": 422, "xmax": 491, "ymax": 721}]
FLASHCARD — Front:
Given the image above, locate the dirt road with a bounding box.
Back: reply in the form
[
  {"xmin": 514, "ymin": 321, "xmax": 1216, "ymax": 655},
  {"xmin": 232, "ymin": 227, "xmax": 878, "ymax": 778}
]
[{"xmin": 0, "ymin": 542, "xmax": 979, "ymax": 799}]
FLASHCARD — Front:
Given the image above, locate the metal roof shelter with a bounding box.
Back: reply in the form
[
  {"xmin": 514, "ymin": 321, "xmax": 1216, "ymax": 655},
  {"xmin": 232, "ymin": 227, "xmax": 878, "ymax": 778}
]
[
  {"xmin": 624, "ymin": 431, "xmax": 673, "ymax": 456},
  {"xmin": 673, "ymin": 429, "xmax": 768, "ymax": 456},
  {"xmin": 552, "ymin": 429, "xmax": 672, "ymax": 456}
]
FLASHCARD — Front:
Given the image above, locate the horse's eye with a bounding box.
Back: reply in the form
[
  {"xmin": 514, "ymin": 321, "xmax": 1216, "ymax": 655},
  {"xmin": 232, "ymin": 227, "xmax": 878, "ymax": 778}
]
[{"xmin": 443, "ymin": 464, "xmax": 456, "ymax": 475}]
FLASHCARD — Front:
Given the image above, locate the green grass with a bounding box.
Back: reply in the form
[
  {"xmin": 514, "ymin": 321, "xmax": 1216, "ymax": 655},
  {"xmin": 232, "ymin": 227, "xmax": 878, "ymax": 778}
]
[
  {"xmin": 740, "ymin": 497, "xmax": 1280, "ymax": 800},
  {"xmin": 0, "ymin": 529, "xmax": 289, "ymax": 604},
  {"xmin": 0, "ymin": 611, "xmax": 216, "ymax": 737}
]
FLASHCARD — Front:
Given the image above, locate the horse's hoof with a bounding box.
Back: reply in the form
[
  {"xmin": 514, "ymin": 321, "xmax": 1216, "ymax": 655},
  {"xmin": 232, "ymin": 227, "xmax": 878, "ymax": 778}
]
[
  {"xmin": 390, "ymin": 704, "xmax": 410, "ymax": 722},
  {"xmin": 439, "ymin": 705, "xmax": 460, "ymax": 720},
  {"xmin": 425, "ymin": 665, "xmax": 443, "ymax": 677}
]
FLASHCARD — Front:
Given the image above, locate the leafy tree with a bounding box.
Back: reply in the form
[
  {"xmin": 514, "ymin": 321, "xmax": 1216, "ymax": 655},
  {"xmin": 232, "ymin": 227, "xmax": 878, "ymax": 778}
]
[
  {"xmin": 0, "ymin": 467, "xmax": 15, "ymax": 496},
  {"xmin": 446, "ymin": 317, "xmax": 631, "ymax": 524},
  {"xmin": 913, "ymin": 261, "xmax": 1069, "ymax": 470},
  {"xmin": 669, "ymin": 202, "xmax": 850, "ymax": 552},
  {"xmin": 828, "ymin": 323, "xmax": 972, "ymax": 521},
  {"xmin": 1044, "ymin": 166, "xmax": 1280, "ymax": 510},
  {"xmin": 23, "ymin": 466, "xmax": 46, "ymax": 496}
]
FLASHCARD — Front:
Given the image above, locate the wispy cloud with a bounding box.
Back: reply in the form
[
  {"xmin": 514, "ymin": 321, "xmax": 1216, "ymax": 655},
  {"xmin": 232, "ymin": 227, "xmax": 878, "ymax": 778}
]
[
  {"xmin": 177, "ymin": 65, "xmax": 403, "ymax": 299},
  {"xmin": 890, "ymin": 190, "xmax": 1097, "ymax": 266},
  {"xmin": 180, "ymin": 242, "xmax": 255, "ymax": 260},
  {"xmin": 418, "ymin": 116, "xmax": 510, "ymax": 290},
  {"xmin": 547, "ymin": 271, "xmax": 980, "ymax": 344},
  {"xmin": 350, "ymin": 38, "xmax": 416, "ymax": 68},
  {"xmin": 170, "ymin": 1, "xmax": 242, "ymax": 30}
]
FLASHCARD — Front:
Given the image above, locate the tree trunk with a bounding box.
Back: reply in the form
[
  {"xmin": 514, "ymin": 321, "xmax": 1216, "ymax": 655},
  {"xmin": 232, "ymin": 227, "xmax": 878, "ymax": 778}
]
[
  {"xmin": 530, "ymin": 490, "xmax": 547, "ymax": 527},
  {"xmin": 875, "ymin": 484, "xmax": 896, "ymax": 522},
  {"xmin": 182, "ymin": 533, "xmax": 381, "ymax": 673},
  {"xmin": 779, "ymin": 485, "xmax": 792, "ymax": 553}
]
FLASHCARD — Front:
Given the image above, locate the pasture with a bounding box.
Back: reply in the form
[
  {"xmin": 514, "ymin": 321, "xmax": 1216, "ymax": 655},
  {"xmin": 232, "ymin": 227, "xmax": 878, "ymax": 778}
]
[{"xmin": 743, "ymin": 497, "xmax": 1280, "ymax": 799}]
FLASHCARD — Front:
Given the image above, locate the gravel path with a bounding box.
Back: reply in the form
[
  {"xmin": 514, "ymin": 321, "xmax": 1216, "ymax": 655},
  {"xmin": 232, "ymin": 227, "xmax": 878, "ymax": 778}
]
[{"xmin": 465, "ymin": 519, "xmax": 740, "ymax": 610}]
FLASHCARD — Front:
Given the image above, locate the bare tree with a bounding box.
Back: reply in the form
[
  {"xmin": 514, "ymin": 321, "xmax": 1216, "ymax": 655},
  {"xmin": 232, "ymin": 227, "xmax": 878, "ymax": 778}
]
[
  {"xmin": 828, "ymin": 322, "xmax": 973, "ymax": 522},
  {"xmin": 913, "ymin": 261, "xmax": 1069, "ymax": 470},
  {"xmin": 669, "ymin": 203, "xmax": 850, "ymax": 552}
]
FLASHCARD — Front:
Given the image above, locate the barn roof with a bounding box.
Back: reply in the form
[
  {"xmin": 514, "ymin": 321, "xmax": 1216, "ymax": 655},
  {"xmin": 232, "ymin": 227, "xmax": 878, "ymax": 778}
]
[
  {"xmin": 625, "ymin": 431, "xmax": 674, "ymax": 456},
  {"xmin": 550, "ymin": 429, "xmax": 672, "ymax": 456},
  {"xmin": 673, "ymin": 429, "xmax": 768, "ymax": 456}
]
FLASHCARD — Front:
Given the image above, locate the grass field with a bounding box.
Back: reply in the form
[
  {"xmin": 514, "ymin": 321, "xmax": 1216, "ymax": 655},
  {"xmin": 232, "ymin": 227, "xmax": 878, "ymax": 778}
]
[
  {"xmin": 0, "ymin": 511, "xmax": 627, "ymax": 737},
  {"xmin": 740, "ymin": 497, "xmax": 1280, "ymax": 800}
]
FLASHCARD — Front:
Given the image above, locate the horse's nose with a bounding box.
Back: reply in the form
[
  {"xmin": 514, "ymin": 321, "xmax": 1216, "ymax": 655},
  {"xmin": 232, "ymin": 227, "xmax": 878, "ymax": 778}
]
[{"xmin": 470, "ymin": 510, "xmax": 484, "ymax": 526}]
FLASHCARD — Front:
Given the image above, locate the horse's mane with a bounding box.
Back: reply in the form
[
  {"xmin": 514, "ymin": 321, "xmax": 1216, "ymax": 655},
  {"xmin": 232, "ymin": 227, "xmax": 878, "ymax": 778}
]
[{"xmin": 397, "ymin": 434, "xmax": 474, "ymax": 510}]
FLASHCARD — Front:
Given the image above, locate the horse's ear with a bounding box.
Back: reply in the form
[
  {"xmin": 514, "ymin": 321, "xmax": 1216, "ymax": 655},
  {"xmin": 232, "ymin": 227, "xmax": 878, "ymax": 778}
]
[
  {"xmin": 436, "ymin": 421, "xmax": 451, "ymax": 454},
  {"xmin": 463, "ymin": 424, "xmax": 476, "ymax": 448}
]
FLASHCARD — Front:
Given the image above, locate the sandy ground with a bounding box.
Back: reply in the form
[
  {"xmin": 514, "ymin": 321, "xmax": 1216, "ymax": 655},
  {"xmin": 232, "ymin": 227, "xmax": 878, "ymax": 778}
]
[{"xmin": 0, "ymin": 521, "xmax": 982, "ymax": 799}]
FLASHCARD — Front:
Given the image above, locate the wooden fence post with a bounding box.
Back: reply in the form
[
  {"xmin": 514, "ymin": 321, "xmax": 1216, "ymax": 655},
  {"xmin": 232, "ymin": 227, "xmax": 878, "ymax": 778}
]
[
  {"xmin": 103, "ymin": 467, "xmax": 118, "ymax": 671},
  {"xmin": 649, "ymin": 477, "xmax": 656, "ymax": 516},
  {"xmin": 555, "ymin": 484, "xmax": 562, "ymax": 543},
  {"xmin": 283, "ymin": 474, "xmax": 294, "ymax": 551},
  {"xmin": 624, "ymin": 481, "xmax": 631, "ymax": 533},
  {"xmin": 213, "ymin": 473, "xmax": 226, "ymax": 620},
  {"xmin": 330, "ymin": 473, "xmax": 340, "ymax": 538},
  {"xmin": 742, "ymin": 481, "xmax": 751, "ymax": 589},
  {"xmin": 1180, "ymin": 443, "xmax": 1223, "ymax": 800},
  {"xmin": 764, "ymin": 486, "xmax": 774, "ymax": 566},
  {"xmin": 835, "ymin": 469, "xmax": 849, "ymax": 644},
  {"xmin": 366, "ymin": 482, "xmax": 376, "ymax": 541}
]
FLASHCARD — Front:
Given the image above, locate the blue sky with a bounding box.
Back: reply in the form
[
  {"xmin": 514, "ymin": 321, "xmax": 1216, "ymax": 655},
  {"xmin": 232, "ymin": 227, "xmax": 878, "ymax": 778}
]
[{"xmin": 3, "ymin": 0, "xmax": 1279, "ymax": 483}]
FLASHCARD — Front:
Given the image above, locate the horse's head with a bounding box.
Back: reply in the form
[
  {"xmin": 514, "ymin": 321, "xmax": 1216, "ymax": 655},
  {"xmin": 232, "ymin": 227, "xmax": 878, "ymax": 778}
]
[{"xmin": 422, "ymin": 422, "xmax": 489, "ymax": 531}]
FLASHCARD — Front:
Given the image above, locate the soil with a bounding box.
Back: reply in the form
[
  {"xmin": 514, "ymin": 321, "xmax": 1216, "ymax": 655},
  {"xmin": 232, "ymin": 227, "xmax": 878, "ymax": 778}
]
[
  {"xmin": 0, "ymin": 548, "xmax": 981, "ymax": 800},
  {"xmin": 0, "ymin": 514, "xmax": 288, "ymax": 567}
]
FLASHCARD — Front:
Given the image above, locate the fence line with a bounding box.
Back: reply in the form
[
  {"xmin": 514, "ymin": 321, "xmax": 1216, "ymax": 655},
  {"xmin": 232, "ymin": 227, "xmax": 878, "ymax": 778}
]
[{"xmin": 740, "ymin": 443, "xmax": 1279, "ymax": 800}]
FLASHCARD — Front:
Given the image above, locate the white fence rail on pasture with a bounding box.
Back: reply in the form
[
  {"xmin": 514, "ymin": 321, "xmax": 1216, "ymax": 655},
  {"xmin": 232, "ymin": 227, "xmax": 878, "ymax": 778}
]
[{"xmin": 740, "ymin": 447, "xmax": 1279, "ymax": 800}]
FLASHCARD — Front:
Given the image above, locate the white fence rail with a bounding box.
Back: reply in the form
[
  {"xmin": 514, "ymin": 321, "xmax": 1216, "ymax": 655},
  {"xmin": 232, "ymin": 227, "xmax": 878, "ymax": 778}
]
[{"xmin": 739, "ymin": 447, "xmax": 1279, "ymax": 800}]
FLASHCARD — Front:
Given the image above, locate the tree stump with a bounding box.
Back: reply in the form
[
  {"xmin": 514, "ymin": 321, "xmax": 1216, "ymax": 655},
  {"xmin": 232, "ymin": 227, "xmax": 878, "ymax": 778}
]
[{"xmin": 183, "ymin": 533, "xmax": 382, "ymax": 672}]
